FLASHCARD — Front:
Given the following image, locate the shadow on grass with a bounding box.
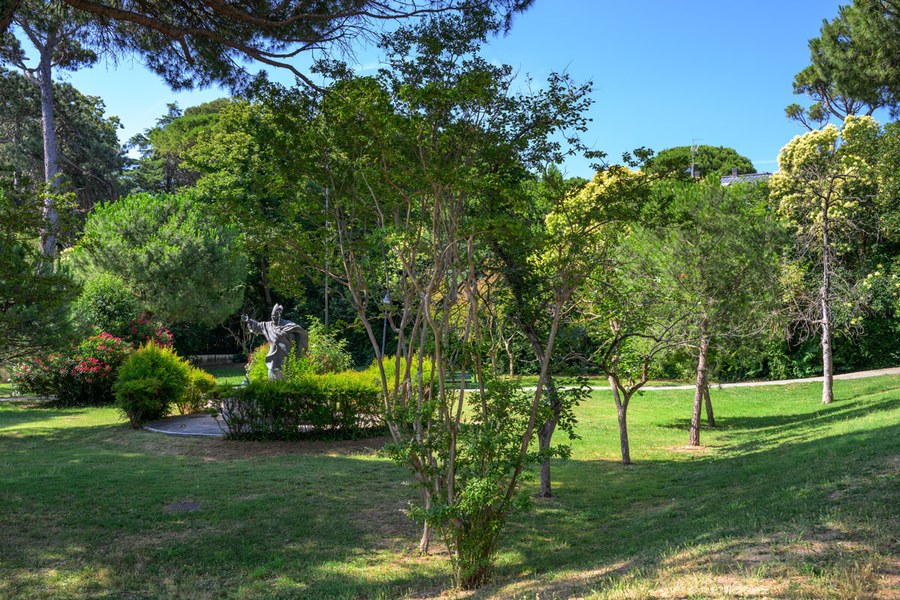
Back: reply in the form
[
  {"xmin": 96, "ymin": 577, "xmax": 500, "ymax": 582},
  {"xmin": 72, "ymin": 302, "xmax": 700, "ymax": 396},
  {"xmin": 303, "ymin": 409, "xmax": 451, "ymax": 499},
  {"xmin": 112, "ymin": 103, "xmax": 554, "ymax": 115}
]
[
  {"xmin": 0, "ymin": 423, "xmax": 449, "ymax": 598},
  {"xmin": 0, "ymin": 404, "xmax": 90, "ymax": 430},
  {"xmin": 658, "ymin": 395, "xmax": 900, "ymax": 434},
  {"xmin": 478, "ymin": 419, "xmax": 899, "ymax": 599},
  {"xmin": 1, "ymin": 389, "xmax": 899, "ymax": 598}
]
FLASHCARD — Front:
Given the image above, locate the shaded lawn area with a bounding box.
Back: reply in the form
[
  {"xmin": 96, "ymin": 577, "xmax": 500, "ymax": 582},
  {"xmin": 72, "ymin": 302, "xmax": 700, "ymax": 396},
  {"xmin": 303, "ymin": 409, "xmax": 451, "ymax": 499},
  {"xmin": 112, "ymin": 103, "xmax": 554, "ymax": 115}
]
[
  {"xmin": 0, "ymin": 377, "xmax": 897, "ymax": 599},
  {"xmin": 205, "ymin": 364, "xmax": 247, "ymax": 387}
]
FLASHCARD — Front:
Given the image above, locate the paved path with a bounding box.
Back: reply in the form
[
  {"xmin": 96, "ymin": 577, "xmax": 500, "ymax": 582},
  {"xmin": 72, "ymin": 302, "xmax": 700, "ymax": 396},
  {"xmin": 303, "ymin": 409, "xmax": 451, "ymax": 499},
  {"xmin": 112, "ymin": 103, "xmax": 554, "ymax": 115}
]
[
  {"xmin": 521, "ymin": 367, "xmax": 900, "ymax": 392},
  {"xmin": 143, "ymin": 413, "xmax": 227, "ymax": 437},
  {"xmin": 640, "ymin": 366, "xmax": 900, "ymax": 391}
]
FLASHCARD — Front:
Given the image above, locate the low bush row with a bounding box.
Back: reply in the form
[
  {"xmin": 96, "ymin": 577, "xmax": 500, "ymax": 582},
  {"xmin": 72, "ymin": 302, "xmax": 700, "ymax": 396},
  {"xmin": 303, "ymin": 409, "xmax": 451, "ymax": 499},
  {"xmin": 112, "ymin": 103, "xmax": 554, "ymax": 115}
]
[{"xmin": 210, "ymin": 374, "xmax": 384, "ymax": 440}]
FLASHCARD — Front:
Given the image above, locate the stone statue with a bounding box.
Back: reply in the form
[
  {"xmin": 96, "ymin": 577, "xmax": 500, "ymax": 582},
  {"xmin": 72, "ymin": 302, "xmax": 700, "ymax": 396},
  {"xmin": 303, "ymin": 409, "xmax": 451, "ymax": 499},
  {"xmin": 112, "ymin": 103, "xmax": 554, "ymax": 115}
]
[{"xmin": 242, "ymin": 304, "xmax": 309, "ymax": 380}]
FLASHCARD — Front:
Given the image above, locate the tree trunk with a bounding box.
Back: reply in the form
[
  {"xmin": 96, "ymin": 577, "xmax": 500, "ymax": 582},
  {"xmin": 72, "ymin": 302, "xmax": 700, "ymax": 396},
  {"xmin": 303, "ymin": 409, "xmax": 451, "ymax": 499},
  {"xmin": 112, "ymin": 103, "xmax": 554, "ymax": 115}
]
[
  {"xmin": 609, "ymin": 377, "xmax": 631, "ymax": 465},
  {"xmin": 537, "ymin": 420, "xmax": 556, "ymax": 497},
  {"xmin": 418, "ymin": 490, "xmax": 431, "ymax": 554},
  {"xmin": 703, "ymin": 384, "xmax": 715, "ymax": 427},
  {"xmin": 690, "ymin": 317, "xmax": 710, "ymax": 446},
  {"xmin": 821, "ymin": 199, "xmax": 834, "ymax": 405},
  {"xmin": 37, "ymin": 55, "xmax": 60, "ymax": 258}
]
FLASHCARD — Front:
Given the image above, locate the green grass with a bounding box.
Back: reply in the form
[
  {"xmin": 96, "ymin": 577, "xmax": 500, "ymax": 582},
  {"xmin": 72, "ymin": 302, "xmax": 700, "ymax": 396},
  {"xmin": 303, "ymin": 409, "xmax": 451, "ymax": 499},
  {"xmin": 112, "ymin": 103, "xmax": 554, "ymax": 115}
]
[
  {"xmin": 204, "ymin": 364, "xmax": 247, "ymax": 386},
  {"xmin": 1, "ymin": 376, "xmax": 897, "ymax": 599},
  {"xmin": 0, "ymin": 381, "xmax": 14, "ymax": 396},
  {"xmin": 509, "ymin": 375, "xmax": 686, "ymax": 388}
]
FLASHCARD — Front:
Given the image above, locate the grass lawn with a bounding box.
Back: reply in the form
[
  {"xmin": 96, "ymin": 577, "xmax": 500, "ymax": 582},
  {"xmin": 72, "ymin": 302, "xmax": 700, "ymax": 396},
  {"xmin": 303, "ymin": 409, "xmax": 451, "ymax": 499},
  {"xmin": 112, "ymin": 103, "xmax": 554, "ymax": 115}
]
[
  {"xmin": 0, "ymin": 381, "xmax": 14, "ymax": 396},
  {"xmin": 0, "ymin": 376, "xmax": 897, "ymax": 599},
  {"xmin": 204, "ymin": 364, "xmax": 247, "ymax": 386},
  {"xmin": 510, "ymin": 375, "xmax": 686, "ymax": 388}
]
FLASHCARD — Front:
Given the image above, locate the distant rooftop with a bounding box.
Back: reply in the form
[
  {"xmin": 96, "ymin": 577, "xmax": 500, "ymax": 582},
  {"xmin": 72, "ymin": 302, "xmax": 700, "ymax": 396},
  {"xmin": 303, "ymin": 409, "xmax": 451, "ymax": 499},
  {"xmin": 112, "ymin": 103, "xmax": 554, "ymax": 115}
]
[{"xmin": 720, "ymin": 169, "xmax": 773, "ymax": 186}]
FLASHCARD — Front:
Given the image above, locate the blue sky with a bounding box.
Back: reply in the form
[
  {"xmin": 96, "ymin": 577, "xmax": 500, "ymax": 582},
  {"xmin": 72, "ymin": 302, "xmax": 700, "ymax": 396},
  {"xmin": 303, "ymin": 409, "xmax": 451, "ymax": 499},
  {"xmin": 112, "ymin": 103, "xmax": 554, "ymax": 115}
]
[{"xmin": 58, "ymin": 0, "xmax": 853, "ymax": 179}]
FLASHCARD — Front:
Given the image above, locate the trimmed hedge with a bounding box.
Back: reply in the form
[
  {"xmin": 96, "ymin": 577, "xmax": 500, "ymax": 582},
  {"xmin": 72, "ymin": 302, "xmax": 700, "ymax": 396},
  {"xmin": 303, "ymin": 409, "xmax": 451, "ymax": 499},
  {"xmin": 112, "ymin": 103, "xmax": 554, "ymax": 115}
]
[{"xmin": 211, "ymin": 374, "xmax": 384, "ymax": 440}]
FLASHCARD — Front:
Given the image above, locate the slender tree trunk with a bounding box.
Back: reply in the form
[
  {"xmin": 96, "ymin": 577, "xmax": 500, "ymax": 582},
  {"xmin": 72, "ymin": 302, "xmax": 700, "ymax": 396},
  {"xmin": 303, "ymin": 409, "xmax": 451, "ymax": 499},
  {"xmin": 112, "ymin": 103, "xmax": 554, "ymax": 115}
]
[
  {"xmin": 537, "ymin": 420, "xmax": 556, "ymax": 497},
  {"xmin": 37, "ymin": 55, "xmax": 60, "ymax": 258},
  {"xmin": 703, "ymin": 384, "xmax": 715, "ymax": 427},
  {"xmin": 418, "ymin": 490, "xmax": 431, "ymax": 554},
  {"xmin": 537, "ymin": 377, "xmax": 560, "ymax": 497},
  {"xmin": 821, "ymin": 201, "xmax": 834, "ymax": 405},
  {"xmin": 609, "ymin": 377, "xmax": 631, "ymax": 465},
  {"xmin": 690, "ymin": 317, "xmax": 710, "ymax": 446}
]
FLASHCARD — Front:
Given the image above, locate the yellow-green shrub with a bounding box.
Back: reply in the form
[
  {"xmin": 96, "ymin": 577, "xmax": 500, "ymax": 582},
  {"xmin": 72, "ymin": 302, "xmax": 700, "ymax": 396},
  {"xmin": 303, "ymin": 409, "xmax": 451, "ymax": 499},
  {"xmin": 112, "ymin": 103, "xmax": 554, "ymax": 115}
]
[
  {"xmin": 175, "ymin": 367, "xmax": 217, "ymax": 414},
  {"xmin": 114, "ymin": 343, "xmax": 190, "ymax": 428}
]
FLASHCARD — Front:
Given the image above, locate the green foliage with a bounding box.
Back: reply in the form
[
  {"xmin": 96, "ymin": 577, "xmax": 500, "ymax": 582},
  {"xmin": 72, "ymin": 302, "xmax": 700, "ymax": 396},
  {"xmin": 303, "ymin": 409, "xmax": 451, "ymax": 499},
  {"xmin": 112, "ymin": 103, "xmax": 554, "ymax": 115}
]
[
  {"xmin": 0, "ymin": 69, "xmax": 123, "ymax": 213},
  {"xmin": 306, "ymin": 318, "xmax": 353, "ymax": 374},
  {"xmin": 12, "ymin": 332, "xmax": 133, "ymax": 406},
  {"xmin": 210, "ymin": 374, "xmax": 383, "ymax": 440},
  {"xmin": 642, "ymin": 145, "xmax": 756, "ymax": 179},
  {"xmin": 114, "ymin": 343, "xmax": 190, "ymax": 427},
  {"xmin": 0, "ymin": 178, "xmax": 79, "ymax": 362},
  {"xmin": 246, "ymin": 321, "xmax": 354, "ymax": 383},
  {"xmin": 71, "ymin": 272, "xmax": 141, "ymax": 336},
  {"xmin": 787, "ymin": 0, "xmax": 900, "ymax": 126},
  {"xmin": 387, "ymin": 377, "xmax": 552, "ymax": 589},
  {"xmin": 76, "ymin": 190, "xmax": 247, "ymax": 327},
  {"xmin": 175, "ymin": 367, "xmax": 217, "ymax": 415},
  {"xmin": 123, "ymin": 100, "xmax": 229, "ymax": 194}
]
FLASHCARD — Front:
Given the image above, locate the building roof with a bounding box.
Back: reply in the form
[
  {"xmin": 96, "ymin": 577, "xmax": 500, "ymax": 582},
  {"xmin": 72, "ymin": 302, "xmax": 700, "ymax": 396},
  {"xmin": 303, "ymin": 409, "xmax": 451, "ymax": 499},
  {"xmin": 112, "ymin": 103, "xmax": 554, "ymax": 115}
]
[{"xmin": 720, "ymin": 172, "xmax": 773, "ymax": 186}]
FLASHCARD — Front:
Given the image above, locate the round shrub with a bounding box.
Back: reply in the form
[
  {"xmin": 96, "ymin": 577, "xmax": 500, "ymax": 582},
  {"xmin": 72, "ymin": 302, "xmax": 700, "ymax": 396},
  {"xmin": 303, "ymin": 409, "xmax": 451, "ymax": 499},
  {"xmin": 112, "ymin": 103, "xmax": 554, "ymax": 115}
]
[
  {"xmin": 175, "ymin": 367, "xmax": 217, "ymax": 415},
  {"xmin": 115, "ymin": 343, "xmax": 190, "ymax": 428},
  {"xmin": 72, "ymin": 273, "xmax": 141, "ymax": 336}
]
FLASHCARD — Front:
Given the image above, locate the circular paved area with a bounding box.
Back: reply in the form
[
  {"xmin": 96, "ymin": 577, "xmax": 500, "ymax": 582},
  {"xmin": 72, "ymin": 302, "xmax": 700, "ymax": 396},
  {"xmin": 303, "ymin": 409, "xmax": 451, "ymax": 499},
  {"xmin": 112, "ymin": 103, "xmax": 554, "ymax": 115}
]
[{"xmin": 143, "ymin": 413, "xmax": 227, "ymax": 437}]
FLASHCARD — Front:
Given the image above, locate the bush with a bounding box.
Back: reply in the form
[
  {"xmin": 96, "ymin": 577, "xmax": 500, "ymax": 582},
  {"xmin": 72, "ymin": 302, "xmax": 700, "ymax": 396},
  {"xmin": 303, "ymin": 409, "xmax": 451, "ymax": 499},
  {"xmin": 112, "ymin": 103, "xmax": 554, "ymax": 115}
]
[
  {"xmin": 361, "ymin": 354, "xmax": 434, "ymax": 392},
  {"xmin": 10, "ymin": 354, "xmax": 67, "ymax": 397},
  {"xmin": 115, "ymin": 343, "xmax": 190, "ymax": 428},
  {"xmin": 72, "ymin": 273, "xmax": 141, "ymax": 336},
  {"xmin": 175, "ymin": 367, "xmax": 217, "ymax": 415},
  {"xmin": 307, "ymin": 318, "xmax": 353, "ymax": 374},
  {"xmin": 210, "ymin": 373, "xmax": 383, "ymax": 440},
  {"xmin": 12, "ymin": 332, "xmax": 134, "ymax": 406},
  {"xmin": 120, "ymin": 315, "xmax": 174, "ymax": 348}
]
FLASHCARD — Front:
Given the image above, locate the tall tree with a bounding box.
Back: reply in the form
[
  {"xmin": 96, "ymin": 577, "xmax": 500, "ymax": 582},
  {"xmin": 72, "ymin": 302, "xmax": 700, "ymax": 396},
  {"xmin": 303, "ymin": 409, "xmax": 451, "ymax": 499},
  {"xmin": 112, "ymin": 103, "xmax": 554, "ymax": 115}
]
[
  {"xmin": 0, "ymin": 0, "xmax": 97, "ymax": 256},
  {"xmin": 0, "ymin": 69, "xmax": 123, "ymax": 217},
  {"xmin": 123, "ymin": 99, "xmax": 228, "ymax": 194},
  {"xmin": 191, "ymin": 10, "xmax": 597, "ymax": 586},
  {"xmin": 642, "ymin": 145, "xmax": 756, "ymax": 180},
  {"xmin": 770, "ymin": 116, "xmax": 882, "ymax": 404},
  {"xmin": 645, "ymin": 179, "xmax": 783, "ymax": 445},
  {"xmin": 0, "ymin": 175, "xmax": 78, "ymax": 362},
  {"xmin": 74, "ymin": 191, "xmax": 247, "ymax": 327},
  {"xmin": 786, "ymin": 0, "xmax": 900, "ymax": 128}
]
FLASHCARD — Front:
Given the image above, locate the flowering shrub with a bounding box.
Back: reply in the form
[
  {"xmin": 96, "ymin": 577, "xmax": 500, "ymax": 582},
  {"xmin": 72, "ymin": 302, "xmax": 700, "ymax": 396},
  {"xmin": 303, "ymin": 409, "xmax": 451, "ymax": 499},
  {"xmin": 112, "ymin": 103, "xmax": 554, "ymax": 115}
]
[
  {"xmin": 11, "ymin": 354, "xmax": 67, "ymax": 397},
  {"xmin": 120, "ymin": 315, "xmax": 173, "ymax": 348},
  {"xmin": 12, "ymin": 332, "xmax": 134, "ymax": 406}
]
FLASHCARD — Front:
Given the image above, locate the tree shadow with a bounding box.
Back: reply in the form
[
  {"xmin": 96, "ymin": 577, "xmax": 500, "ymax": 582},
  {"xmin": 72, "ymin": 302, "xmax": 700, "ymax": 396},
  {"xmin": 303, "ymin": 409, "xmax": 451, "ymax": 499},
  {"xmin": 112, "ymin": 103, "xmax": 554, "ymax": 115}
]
[
  {"xmin": 0, "ymin": 404, "xmax": 88, "ymax": 430},
  {"xmin": 0, "ymin": 419, "xmax": 460, "ymax": 598},
  {"xmin": 658, "ymin": 396, "xmax": 900, "ymax": 433},
  {"xmin": 479, "ymin": 419, "xmax": 899, "ymax": 598}
]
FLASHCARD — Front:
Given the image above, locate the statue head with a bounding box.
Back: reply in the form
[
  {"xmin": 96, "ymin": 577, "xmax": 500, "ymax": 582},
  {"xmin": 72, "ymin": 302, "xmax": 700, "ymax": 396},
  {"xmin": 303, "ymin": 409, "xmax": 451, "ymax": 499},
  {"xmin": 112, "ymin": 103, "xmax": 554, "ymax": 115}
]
[{"xmin": 271, "ymin": 304, "xmax": 283, "ymax": 322}]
